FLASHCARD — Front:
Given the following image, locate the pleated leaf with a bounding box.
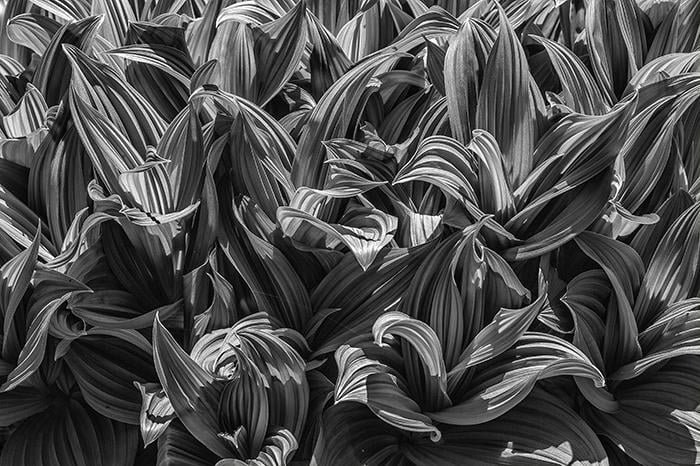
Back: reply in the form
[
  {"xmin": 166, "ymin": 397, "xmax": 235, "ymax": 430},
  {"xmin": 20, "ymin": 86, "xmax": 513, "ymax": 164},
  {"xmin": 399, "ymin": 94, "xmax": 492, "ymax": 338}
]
[
  {"xmin": 585, "ymin": 356, "xmax": 700, "ymax": 466},
  {"xmin": 444, "ymin": 17, "xmax": 495, "ymax": 144},
  {"xmin": 634, "ymin": 202, "xmax": 700, "ymax": 327},
  {"xmin": 63, "ymin": 333, "xmax": 157, "ymax": 424},
  {"xmin": 475, "ymin": 4, "xmax": 536, "ymax": 188},
  {"xmin": 334, "ymin": 344, "xmax": 442, "ymax": 441},
  {"xmin": 32, "ymin": 15, "xmax": 103, "ymax": 107},
  {"xmin": 0, "ymin": 399, "xmax": 139, "ymax": 466},
  {"xmin": 431, "ymin": 333, "xmax": 606, "ymax": 425},
  {"xmin": 134, "ymin": 382, "xmax": 175, "ymax": 447},
  {"xmin": 152, "ymin": 315, "xmax": 232, "ymax": 458},
  {"xmin": 530, "ymin": 34, "xmax": 610, "ymax": 115}
]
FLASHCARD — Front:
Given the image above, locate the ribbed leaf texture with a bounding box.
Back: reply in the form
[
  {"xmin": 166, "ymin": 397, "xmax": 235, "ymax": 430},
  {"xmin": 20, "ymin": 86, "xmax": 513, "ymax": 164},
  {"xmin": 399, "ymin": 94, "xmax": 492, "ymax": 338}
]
[{"xmin": 0, "ymin": 1, "xmax": 696, "ymax": 465}]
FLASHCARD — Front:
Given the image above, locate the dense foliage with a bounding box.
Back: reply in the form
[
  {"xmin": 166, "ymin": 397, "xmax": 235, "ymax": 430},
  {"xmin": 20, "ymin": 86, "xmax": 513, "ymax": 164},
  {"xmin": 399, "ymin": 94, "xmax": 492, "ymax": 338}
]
[{"xmin": 0, "ymin": 0, "xmax": 699, "ymax": 464}]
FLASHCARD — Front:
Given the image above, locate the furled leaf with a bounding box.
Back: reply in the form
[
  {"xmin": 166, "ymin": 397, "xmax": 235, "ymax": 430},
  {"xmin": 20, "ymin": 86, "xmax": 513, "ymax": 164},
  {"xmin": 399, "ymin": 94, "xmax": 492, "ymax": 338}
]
[{"xmin": 134, "ymin": 382, "xmax": 175, "ymax": 446}]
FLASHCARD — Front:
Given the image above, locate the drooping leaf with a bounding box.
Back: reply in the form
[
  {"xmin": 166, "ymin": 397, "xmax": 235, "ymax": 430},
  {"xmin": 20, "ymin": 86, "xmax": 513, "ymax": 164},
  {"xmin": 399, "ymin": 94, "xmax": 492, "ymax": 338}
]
[{"xmin": 373, "ymin": 311, "xmax": 450, "ymax": 411}]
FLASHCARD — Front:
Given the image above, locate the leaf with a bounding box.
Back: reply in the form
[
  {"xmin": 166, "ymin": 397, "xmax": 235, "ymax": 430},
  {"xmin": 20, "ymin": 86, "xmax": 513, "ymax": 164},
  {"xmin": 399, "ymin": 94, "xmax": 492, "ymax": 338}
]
[
  {"xmin": 292, "ymin": 50, "xmax": 405, "ymax": 188},
  {"xmin": 218, "ymin": 350, "xmax": 270, "ymax": 458},
  {"xmin": 252, "ymin": 0, "xmax": 307, "ymax": 106},
  {"xmin": 190, "ymin": 87, "xmax": 295, "ymax": 219},
  {"xmin": 0, "ymin": 228, "xmax": 40, "ymax": 360},
  {"xmin": 618, "ymin": 75, "xmax": 700, "ymax": 214},
  {"xmin": 562, "ymin": 270, "xmax": 610, "ymax": 373},
  {"xmin": 629, "ymin": 190, "xmax": 695, "ymax": 266},
  {"xmin": 586, "ymin": 0, "xmax": 648, "ymax": 101},
  {"xmin": 529, "ymin": 34, "xmax": 611, "ymax": 115},
  {"xmin": 152, "ymin": 314, "xmax": 232, "ymax": 458},
  {"xmin": 157, "ymin": 420, "xmax": 219, "ymax": 466},
  {"xmin": 307, "ymin": 243, "xmax": 431, "ymax": 357},
  {"xmin": 1, "ymin": 269, "xmax": 90, "ymax": 392},
  {"xmin": 401, "ymin": 225, "xmax": 529, "ymax": 373},
  {"xmin": 189, "ymin": 313, "xmax": 309, "ymax": 440},
  {"xmin": 219, "ymin": 199, "xmax": 312, "ymax": 332},
  {"xmin": 307, "ymin": 10, "xmax": 352, "ymax": 100},
  {"xmin": 336, "ymin": 0, "xmax": 413, "ymax": 62},
  {"xmin": 634, "ymin": 202, "xmax": 700, "ymax": 328},
  {"xmin": 610, "ymin": 299, "xmax": 700, "ymax": 380},
  {"xmin": 451, "ymin": 292, "xmax": 547, "ymax": 373},
  {"xmin": 279, "ymin": 190, "xmax": 398, "ymax": 271},
  {"xmin": 107, "ymin": 44, "xmax": 194, "ymax": 86},
  {"xmin": 574, "ymin": 231, "xmax": 644, "ymax": 369},
  {"xmin": 29, "ymin": 0, "xmax": 90, "ymax": 21},
  {"xmin": 444, "ymin": 17, "xmax": 495, "ymax": 144},
  {"xmin": 406, "ymin": 387, "xmax": 609, "ymax": 465},
  {"xmin": 373, "ymin": 311, "xmax": 450, "ymax": 411},
  {"xmin": 185, "ymin": 0, "xmax": 224, "ymax": 67},
  {"xmin": 69, "ymin": 91, "xmax": 174, "ymax": 216},
  {"xmin": 122, "ymin": 22, "xmax": 194, "ymax": 120},
  {"xmin": 215, "ymin": 428, "xmax": 299, "ymax": 466},
  {"xmin": 29, "ymin": 109, "xmax": 93, "ymax": 246},
  {"xmin": 2, "ymin": 83, "xmax": 47, "ymax": 138},
  {"xmin": 134, "ymin": 382, "xmax": 175, "ymax": 447},
  {"xmin": 312, "ymin": 403, "xmax": 405, "ymax": 466},
  {"xmin": 475, "ymin": 4, "xmax": 536, "ymax": 188},
  {"xmin": 431, "ymin": 333, "xmax": 605, "ymax": 425},
  {"xmin": 316, "ymin": 386, "xmax": 608, "ymax": 466},
  {"xmin": 212, "ymin": 1, "xmax": 307, "ymax": 106},
  {"xmin": 0, "ymin": 387, "xmax": 50, "ymax": 427},
  {"xmin": 334, "ymin": 344, "xmax": 442, "ymax": 441},
  {"xmin": 33, "ymin": 15, "xmax": 103, "ymax": 107},
  {"xmin": 91, "ymin": 0, "xmax": 137, "ymax": 47},
  {"xmin": 585, "ymin": 356, "xmax": 700, "ymax": 466},
  {"xmin": 502, "ymin": 95, "xmax": 638, "ymax": 260},
  {"xmin": 63, "ymin": 334, "xmax": 157, "ymax": 424},
  {"xmin": 156, "ymin": 104, "xmax": 205, "ymax": 211},
  {"xmin": 65, "ymin": 43, "xmax": 167, "ymax": 153},
  {"xmin": 394, "ymin": 135, "xmax": 480, "ymax": 204},
  {"xmin": 71, "ymin": 293, "xmax": 181, "ymax": 330},
  {"xmin": 0, "ymin": 184, "xmax": 56, "ymax": 262},
  {"xmin": 6, "ymin": 13, "xmax": 61, "ymax": 55},
  {"xmin": 468, "ymin": 129, "xmax": 516, "ymax": 222},
  {"xmin": 0, "ymin": 399, "xmax": 139, "ymax": 466}
]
